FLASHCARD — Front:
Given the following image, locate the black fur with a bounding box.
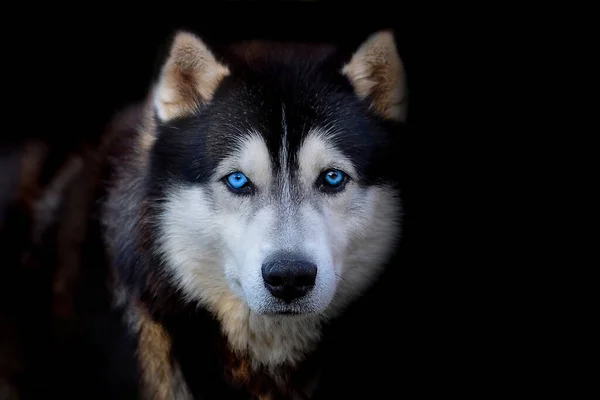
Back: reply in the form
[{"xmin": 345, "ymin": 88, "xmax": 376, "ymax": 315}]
[
  {"xmin": 150, "ymin": 42, "xmax": 403, "ymax": 197},
  {"xmin": 102, "ymin": 38, "xmax": 406, "ymax": 399}
]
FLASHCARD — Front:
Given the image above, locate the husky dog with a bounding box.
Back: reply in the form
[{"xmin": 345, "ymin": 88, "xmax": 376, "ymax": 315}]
[{"xmin": 101, "ymin": 29, "xmax": 407, "ymax": 399}]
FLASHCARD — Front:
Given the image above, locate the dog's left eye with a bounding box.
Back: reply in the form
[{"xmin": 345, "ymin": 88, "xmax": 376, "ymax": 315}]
[
  {"xmin": 223, "ymin": 171, "xmax": 254, "ymax": 194},
  {"xmin": 317, "ymin": 169, "xmax": 349, "ymax": 193}
]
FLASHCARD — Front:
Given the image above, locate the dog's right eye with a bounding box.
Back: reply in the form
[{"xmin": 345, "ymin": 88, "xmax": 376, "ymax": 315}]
[{"xmin": 222, "ymin": 171, "xmax": 254, "ymax": 195}]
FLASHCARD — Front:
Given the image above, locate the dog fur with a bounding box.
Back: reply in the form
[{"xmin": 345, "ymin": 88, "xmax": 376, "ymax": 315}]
[{"xmin": 101, "ymin": 29, "xmax": 407, "ymax": 399}]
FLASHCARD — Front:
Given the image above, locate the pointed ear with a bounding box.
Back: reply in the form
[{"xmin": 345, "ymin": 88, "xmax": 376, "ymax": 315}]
[
  {"xmin": 153, "ymin": 31, "xmax": 230, "ymax": 121},
  {"xmin": 341, "ymin": 30, "xmax": 407, "ymax": 122}
]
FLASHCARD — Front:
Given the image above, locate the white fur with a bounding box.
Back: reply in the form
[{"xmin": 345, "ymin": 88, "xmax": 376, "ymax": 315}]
[{"xmin": 157, "ymin": 128, "xmax": 401, "ymax": 368}]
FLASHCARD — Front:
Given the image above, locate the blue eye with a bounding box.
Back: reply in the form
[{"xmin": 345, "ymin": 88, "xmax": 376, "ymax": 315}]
[
  {"xmin": 225, "ymin": 171, "xmax": 250, "ymax": 192},
  {"xmin": 324, "ymin": 170, "xmax": 344, "ymax": 186},
  {"xmin": 318, "ymin": 169, "xmax": 348, "ymax": 193}
]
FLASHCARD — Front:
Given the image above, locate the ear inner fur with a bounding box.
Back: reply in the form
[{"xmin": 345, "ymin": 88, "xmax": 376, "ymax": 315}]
[
  {"xmin": 341, "ymin": 30, "xmax": 407, "ymax": 122},
  {"xmin": 153, "ymin": 31, "xmax": 230, "ymax": 121}
]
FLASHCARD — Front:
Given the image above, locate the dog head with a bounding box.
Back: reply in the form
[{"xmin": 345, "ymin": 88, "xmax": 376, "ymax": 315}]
[{"xmin": 148, "ymin": 31, "xmax": 406, "ymax": 318}]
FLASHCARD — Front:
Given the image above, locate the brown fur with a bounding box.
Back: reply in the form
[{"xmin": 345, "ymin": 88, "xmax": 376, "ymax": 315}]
[
  {"xmin": 225, "ymin": 39, "xmax": 336, "ymax": 67},
  {"xmin": 0, "ymin": 141, "xmax": 53, "ymax": 399},
  {"xmin": 0, "ymin": 139, "xmax": 81, "ymax": 398},
  {"xmin": 0, "ymin": 118, "xmax": 140, "ymax": 397},
  {"xmin": 341, "ymin": 30, "xmax": 407, "ymax": 121},
  {"xmin": 132, "ymin": 302, "xmax": 193, "ymax": 400},
  {"xmin": 47, "ymin": 155, "xmax": 87, "ymax": 318},
  {"xmin": 154, "ymin": 32, "xmax": 230, "ymax": 121},
  {"xmin": 15, "ymin": 140, "xmax": 50, "ymax": 210},
  {"xmin": 219, "ymin": 337, "xmax": 321, "ymax": 400},
  {"xmin": 98, "ymin": 30, "xmax": 407, "ymax": 399}
]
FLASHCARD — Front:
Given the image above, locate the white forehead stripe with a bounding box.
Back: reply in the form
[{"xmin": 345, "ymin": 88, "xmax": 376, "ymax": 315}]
[
  {"xmin": 297, "ymin": 129, "xmax": 357, "ymax": 187},
  {"xmin": 213, "ymin": 131, "xmax": 272, "ymax": 187}
]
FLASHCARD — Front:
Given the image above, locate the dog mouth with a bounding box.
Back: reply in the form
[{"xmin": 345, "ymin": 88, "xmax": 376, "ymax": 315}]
[
  {"xmin": 260, "ymin": 308, "xmax": 301, "ymax": 316},
  {"xmin": 260, "ymin": 305, "xmax": 317, "ymax": 317},
  {"xmin": 275, "ymin": 310, "xmax": 301, "ymax": 315}
]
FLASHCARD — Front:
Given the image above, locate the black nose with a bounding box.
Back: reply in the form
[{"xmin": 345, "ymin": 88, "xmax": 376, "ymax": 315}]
[{"xmin": 261, "ymin": 257, "xmax": 318, "ymax": 303}]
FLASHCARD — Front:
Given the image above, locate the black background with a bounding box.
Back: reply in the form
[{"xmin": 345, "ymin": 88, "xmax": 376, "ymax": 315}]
[{"xmin": 0, "ymin": 1, "xmax": 497, "ymax": 398}]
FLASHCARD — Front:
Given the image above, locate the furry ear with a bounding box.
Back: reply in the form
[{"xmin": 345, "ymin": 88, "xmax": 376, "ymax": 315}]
[
  {"xmin": 153, "ymin": 31, "xmax": 230, "ymax": 121},
  {"xmin": 341, "ymin": 30, "xmax": 407, "ymax": 122}
]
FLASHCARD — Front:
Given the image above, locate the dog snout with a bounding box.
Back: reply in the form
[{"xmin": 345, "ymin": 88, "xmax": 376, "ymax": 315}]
[{"xmin": 261, "ymin": 256, "xmax": 317, "ymax": 303}]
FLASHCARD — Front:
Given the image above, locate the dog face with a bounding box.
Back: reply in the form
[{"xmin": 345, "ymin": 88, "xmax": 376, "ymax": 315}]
[{"xmin": 148, "ymin": 31, "xmax": 406, "ymax": 318}]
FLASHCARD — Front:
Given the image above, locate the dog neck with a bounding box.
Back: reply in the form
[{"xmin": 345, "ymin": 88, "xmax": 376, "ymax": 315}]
[
  {"xmin": 210, "ymin": 291, "xmax": 324, "ymax": 372},
  {"xmin": 139, "ymin": 287, "xmax": 326, "ymax": 399}
]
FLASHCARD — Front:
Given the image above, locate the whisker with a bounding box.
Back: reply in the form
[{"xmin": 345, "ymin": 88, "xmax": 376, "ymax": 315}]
[{"xmin": 334, "ymin": 272, "xmax": 352, "ymax": 286}]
